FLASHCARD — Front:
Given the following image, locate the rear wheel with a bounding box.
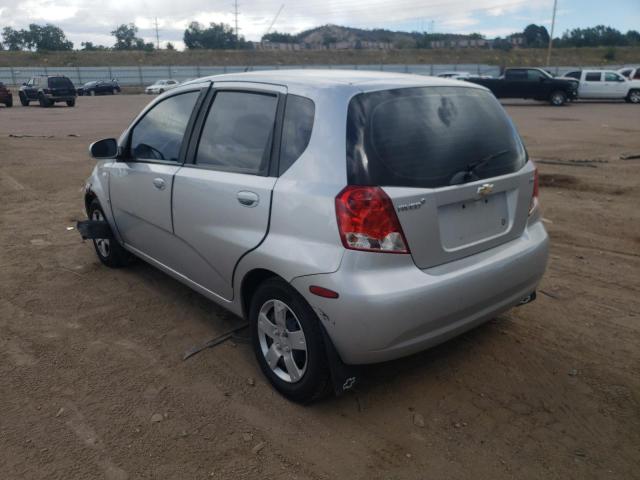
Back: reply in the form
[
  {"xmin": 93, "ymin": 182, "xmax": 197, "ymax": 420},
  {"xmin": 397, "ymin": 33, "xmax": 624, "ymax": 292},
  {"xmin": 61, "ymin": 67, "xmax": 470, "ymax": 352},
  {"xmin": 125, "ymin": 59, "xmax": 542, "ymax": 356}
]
[
  {"xmin": 38, "ymin": 93, "xmax": 51, "ymax": 108},
  {"xmin": 19, "ymin": 93, "xmax": 29, "ymax": 106},
  {"xmin": 250, "ymin": 278, "xmax": 332, "ymax": 403},
  {"xmin": 87, "ymin": 199, "xmax": 132, "ymax": 268},
  {"xmin": 627, "ymin": 89, "xmax": 640, "ymax": 104},
  {"xmin": 549, "ymin": 90, "xmax": 567, "ymax": 106},
  {"xmin": 5, "ymin": 97, "xmax": 12, "ymax": 107},
  {"xmin": 66, "ymin": 99, "xmax": 75, "ymax": 107}
]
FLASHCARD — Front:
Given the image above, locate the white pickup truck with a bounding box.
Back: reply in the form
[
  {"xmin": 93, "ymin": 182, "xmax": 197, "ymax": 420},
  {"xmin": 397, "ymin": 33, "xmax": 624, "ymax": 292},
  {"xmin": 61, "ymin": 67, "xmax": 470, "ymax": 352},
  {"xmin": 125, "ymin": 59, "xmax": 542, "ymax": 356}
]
[
  {"xmin": 618, "ymin": 67, "xmax": 640, "ymax": 81},
  {"xmin": 563, "ymin": 69, "xmax": 640, "ymax": 103}
]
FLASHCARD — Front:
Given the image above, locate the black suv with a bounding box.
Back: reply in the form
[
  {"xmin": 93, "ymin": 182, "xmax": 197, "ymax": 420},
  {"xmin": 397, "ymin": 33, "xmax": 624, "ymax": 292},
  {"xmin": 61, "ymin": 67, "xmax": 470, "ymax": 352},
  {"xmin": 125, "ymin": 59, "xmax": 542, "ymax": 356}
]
[{"xmin": 19, "ymin": 75, "xmax": 77, "ymax": 107}]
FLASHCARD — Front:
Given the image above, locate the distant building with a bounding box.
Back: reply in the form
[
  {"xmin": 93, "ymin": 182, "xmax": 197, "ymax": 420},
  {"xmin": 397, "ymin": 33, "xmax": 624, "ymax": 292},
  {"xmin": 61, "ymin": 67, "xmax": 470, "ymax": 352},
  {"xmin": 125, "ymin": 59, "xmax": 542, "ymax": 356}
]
[
  {"xmin": 253, "ymin": 40, "xmax": 393, "ymax": 50},
  {"xmin": 429, "ymin": 38, "xmax": 488, "ymax": 48}
]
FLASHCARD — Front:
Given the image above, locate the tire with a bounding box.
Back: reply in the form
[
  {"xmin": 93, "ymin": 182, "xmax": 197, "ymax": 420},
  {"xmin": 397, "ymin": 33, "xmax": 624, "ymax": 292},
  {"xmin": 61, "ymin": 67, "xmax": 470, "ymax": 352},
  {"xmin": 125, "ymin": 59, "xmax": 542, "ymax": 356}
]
[
  {"xmin": 249, "ymin": 278, "xmax": 332, "ymax": 404},
  {"xmin": 19, "ymin": 93, "xmax": 29, "ymax": 106},
  {"xmin": 159, "ymin": 89, "xmax": 164, "ymax": 94},
  {"xmin": 87, "ymin": 199, "xmax": 132, "ymax": 268},
  {"xmin": 549, "ymin": 90, "xmax": 567, "ymax": 106},
  {"xmin": 66, "ymin": 99, "xmax": 75, "ymax": 107},
  {"xmin": 38, "ymin": 93, "xmax": 51, "ymax": 108},
  {"xmin": 627, "ymin": 89, "xmax": 640, "ymax": 104},
  {"xmin": 5, "ymin": 97, "xmax": 12, "ymax": 108}
]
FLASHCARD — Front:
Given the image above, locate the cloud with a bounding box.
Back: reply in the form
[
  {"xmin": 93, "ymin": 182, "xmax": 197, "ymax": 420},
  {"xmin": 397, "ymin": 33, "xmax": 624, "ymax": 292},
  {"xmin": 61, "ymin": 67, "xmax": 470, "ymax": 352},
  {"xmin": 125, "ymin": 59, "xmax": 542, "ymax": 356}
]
[{"xmin": 0, "ymin": 0, "xmax": 581, "ymax": 48}]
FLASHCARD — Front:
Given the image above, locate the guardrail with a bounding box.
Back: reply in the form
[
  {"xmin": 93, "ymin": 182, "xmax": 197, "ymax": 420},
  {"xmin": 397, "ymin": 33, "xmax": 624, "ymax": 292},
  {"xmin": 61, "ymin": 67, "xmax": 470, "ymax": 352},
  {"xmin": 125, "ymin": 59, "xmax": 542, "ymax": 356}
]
[{"xmin": 0, "ymin": 64, "xmax": 632, "ymax": 87}]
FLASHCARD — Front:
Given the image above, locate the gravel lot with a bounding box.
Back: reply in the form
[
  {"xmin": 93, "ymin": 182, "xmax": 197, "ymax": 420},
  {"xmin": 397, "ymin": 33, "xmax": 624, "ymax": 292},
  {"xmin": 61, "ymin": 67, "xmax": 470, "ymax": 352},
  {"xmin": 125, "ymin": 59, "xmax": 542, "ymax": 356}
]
[{"xmin": 1, "ymin": 95, "xmax": 639, "ymax": 480}]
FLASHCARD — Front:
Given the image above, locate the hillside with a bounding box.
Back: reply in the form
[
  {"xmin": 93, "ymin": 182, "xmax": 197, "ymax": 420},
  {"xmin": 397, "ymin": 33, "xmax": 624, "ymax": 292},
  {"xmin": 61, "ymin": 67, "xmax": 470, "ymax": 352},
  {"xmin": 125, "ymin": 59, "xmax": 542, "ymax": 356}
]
[{"xmin": 1, "ymin": 46, "xmax": 638, "ymax": 68}]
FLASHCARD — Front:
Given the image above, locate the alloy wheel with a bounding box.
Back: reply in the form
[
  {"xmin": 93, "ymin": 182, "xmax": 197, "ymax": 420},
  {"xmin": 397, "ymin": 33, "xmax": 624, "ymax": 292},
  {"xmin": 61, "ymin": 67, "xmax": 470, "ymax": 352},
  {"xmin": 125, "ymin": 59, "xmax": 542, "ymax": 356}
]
[{"xmin": 257, "ymin": 299, "xmax": 308, "ymax": 383}]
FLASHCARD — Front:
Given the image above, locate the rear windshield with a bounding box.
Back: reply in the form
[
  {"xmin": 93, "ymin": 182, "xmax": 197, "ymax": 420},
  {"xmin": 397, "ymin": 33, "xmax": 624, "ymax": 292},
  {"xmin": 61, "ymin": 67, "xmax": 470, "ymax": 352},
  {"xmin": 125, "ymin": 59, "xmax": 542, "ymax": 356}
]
[
  {"xmin": 48, "ymin": 77, "xmax": 73, "ymax": 88},
  {"xmin": 346, "ymin": 86, "xmax": 527, "ymax": 188}
]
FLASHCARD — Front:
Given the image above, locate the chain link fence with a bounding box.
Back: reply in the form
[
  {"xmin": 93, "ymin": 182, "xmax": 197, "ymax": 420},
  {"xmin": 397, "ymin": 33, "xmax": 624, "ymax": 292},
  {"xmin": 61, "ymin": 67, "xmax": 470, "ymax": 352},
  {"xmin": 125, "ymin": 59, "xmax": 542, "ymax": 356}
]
[{"xmin": 0, "ymin": 64, "xmax": 633, "ymax": 87}]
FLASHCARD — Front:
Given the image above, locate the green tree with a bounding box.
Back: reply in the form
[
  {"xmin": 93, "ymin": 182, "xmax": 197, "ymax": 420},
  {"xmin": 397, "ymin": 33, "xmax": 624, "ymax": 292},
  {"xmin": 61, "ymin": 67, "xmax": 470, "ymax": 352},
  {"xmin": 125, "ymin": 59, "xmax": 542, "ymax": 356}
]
[
  {"xmin": 165, "ymin": 42, "xmax": 176, "ymax": 50},
  {"xmin": 81, "ymin": 41, "xmax": 108, "ymax": 51},
  {"xmin": 111, "ymin": 23, "xmax": 153, "ymax": 50},
  {"xmin": 183, "ymin": 22, "xmax": 246, "ymax": 49},
  {"xmin": 522, "ymin": 24, "xmax": 550, "ymax": 47},
  {"xmin": 2, "ymin": 27, "xmax": 27, "ymax": 50},
  {"xmin": 261, "ymin": 31, "xmax": 295, "ymax": 43},
  {"xmin": 29, "ymin": 24, "xmax": 73, "ymax": 51}
]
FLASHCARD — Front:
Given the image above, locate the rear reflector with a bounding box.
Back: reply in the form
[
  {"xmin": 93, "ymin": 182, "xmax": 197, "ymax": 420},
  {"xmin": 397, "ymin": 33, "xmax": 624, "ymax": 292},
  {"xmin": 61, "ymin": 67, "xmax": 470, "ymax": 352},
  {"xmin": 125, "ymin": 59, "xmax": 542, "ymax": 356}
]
[
  {"xmin": 529, "ymin": 161, "xmax": 540, "ymax": 215},
  {"xmin": 335, "ymin": 186, "xmax": 409, "ymax": 254},
  {"xmin": 309, "ymin": 286, "xmax": 339, "ymax": 299}
]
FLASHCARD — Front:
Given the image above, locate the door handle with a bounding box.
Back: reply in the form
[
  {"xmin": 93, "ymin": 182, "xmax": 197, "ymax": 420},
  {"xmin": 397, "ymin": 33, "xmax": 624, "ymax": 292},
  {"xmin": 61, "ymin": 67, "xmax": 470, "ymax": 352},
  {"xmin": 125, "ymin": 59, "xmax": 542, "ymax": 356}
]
[
  {"xmin": 237, "ymin": 191, "xmax": 259, "ymax": 207},
  {"xmin": 152, "ymin": 177, "xmax": 166, "ymax": 190}
]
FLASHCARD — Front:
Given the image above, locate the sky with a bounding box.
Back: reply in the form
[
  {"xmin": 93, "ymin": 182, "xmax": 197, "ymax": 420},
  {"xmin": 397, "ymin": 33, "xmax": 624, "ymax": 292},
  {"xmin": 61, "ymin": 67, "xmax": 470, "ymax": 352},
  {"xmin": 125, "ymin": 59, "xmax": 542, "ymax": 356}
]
[{"xmin": 0, "ymin": 0, "xmax": 638, "ymax": 50}]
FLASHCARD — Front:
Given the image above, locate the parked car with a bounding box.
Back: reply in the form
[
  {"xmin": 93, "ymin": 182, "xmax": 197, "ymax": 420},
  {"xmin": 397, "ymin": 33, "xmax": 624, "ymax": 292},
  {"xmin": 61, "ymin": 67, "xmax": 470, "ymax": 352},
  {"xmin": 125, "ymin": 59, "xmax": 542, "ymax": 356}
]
[
  {"xmin": 79, "ymin": 71, "xmax": 548, "ymax": 402},
  {"xmin": 0, "ymin": 81, "xmax": 13, "ymax": 107},
  {"xmin": 467, "ymin": 67, "xmax": 579, "ymax": 105},
  {"xmin": 563, "ymin": 69, "xmax": 640, "ymax": 103},
  {"xmin": 77, "ymin": 79, "xmax": 121, "ymax": 96},
  {"xmin": 145, "ymin": 79, "xmax": 179, "ymax": 94},
  {"xmin": 618, "ymin": 67, "xmax": 640, "ymax": 81},
  {"xmin": 437, "ymin": 71, "xmax": 471, "ymax": 79},
  {"xmin": 19, "ymin": 75, "xmax": 77, "ymax": 107}
]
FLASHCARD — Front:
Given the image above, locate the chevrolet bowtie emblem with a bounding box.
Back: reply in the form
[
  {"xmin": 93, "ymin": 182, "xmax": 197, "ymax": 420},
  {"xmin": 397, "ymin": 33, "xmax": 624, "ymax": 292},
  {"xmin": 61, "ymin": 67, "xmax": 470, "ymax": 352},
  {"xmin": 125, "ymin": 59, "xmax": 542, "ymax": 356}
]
[{"xmin": 477, "ymin": 183, "xmax": 494, "ymax": 196}]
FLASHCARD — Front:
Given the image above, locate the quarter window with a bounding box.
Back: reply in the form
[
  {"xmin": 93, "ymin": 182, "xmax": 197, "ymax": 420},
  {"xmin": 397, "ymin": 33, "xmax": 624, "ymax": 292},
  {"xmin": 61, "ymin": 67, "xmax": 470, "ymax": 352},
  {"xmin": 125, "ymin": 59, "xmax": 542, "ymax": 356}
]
[
  {"xmin": 585, "ymin": 72, "xmax": 601, "ymax": 82},
  {"xmin": 279, "ymin": 95, "xmax": 315, "ymax": 174},
  {"xmin": 195, "ymin": 91, "xmax": 278, "ymax": 175},
  {"xmin": 130, "ymin": 91, "xmax": 199, "ymax": 162}
]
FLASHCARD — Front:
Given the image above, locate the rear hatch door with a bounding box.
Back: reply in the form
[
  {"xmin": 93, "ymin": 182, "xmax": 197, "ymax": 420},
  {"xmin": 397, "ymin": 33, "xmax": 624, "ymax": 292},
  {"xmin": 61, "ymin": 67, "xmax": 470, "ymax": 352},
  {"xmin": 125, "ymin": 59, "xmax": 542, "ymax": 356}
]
[{"xmin": 346, "ymin": 85, "xmax": 533, "ymax": 269}]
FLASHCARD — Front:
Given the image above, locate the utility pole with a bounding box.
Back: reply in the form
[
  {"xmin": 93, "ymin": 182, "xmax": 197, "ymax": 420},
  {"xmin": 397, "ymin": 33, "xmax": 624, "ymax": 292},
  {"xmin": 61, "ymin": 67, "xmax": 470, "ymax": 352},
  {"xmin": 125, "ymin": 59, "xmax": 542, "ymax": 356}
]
[
  {"xmin": 233, "ymin": 0, "xmax": 240, "ymax": 46},
  {"xmin": 154, "ymin": 17, "xmax": 160, "ymax": 49},
  {"xmin": 546, "ymin": 0, "xmax": 558, "ymax": 66}
]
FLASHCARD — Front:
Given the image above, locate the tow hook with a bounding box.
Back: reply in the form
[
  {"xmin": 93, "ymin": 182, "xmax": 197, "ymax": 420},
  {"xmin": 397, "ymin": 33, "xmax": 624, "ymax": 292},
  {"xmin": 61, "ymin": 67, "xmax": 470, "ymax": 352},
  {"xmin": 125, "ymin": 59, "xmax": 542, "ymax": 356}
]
[{"xmin": 518, "ymin": 291, "xmax": 537, "ymax": 306}]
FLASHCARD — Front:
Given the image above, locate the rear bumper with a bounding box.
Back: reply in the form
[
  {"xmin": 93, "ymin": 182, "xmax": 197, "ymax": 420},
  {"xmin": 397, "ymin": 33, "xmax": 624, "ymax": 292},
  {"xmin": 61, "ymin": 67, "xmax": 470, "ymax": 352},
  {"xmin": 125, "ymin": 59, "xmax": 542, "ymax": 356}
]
[
  {"xmin": 291, "ymin": 220, "xmax": 549, "ymax": 365},
  {"xmin": 44, "ymin": 94, "xmax": 76, "ymax": 101}
]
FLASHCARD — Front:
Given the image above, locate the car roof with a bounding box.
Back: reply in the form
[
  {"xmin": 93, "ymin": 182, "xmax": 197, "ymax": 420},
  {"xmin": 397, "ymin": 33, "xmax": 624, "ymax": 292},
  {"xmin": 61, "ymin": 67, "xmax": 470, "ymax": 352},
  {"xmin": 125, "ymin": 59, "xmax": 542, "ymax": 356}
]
[{"xmin": 183, "ymin": 69, "xmax": 485, "ymax": 98}]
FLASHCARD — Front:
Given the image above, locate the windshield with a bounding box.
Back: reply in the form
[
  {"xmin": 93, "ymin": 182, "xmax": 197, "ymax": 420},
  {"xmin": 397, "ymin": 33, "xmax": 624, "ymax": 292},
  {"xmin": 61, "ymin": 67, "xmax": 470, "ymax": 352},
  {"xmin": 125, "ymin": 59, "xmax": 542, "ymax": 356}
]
[{"xmin": 346, "ymin": 86, "xmax": 527, "ymax": 188}]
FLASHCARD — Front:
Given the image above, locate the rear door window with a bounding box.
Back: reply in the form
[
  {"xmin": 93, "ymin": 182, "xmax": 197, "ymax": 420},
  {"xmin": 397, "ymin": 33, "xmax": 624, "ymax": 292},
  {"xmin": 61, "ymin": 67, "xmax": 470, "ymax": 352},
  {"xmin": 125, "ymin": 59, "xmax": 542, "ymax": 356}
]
[
  {"xmin": 346, "ymin": 86, "xmax": 526, "ymax": 189},
  {"xmin": 505, "ymin": 69, "xmax": 527, "ymax": 81},
  {"xmin": 565, "ymin": 71, "xmax": 581, "ymax": 79},
  {"xmin": 585, "ymin": 72, "xmax": 602, "ymax": 82},
  {"xmin": 130, "ymin": 91, "xmax": 199, "ymax": 162},
  {"xmin": 195, "ymin": 91, "xmax": 278, "ymax": 175},
  {"xmin": 279, "ymin": 94, "xmax": 315, "ymax": 174}
]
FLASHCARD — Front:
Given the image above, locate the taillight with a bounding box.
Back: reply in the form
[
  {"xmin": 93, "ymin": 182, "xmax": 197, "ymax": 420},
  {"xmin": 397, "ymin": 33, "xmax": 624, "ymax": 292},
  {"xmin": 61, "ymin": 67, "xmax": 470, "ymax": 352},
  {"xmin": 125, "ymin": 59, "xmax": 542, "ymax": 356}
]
[
  {"xmin": 335, "ymin": 186, "xmax": 409, "ymax": 254},
  {"xmin": 529, "ymin": 162, "xmax": 539, "ymax": 215}
]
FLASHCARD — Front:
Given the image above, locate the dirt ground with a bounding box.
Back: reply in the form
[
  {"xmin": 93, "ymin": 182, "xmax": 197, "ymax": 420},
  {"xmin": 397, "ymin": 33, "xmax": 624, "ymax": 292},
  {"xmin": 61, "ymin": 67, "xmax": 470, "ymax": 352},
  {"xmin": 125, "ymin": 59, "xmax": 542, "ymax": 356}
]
[{"xmin": 1, "ymin": 95, "xmax": 639, "ymax": 480}]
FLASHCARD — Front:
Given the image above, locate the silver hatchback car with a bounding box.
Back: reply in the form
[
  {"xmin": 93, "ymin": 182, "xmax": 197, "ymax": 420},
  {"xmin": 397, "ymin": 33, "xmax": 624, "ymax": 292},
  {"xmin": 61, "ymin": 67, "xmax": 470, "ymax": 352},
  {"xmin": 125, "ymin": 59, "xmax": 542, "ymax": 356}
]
[{"xmin": 81, "ymin": 70, "xmax": 548, "ymax": 403}]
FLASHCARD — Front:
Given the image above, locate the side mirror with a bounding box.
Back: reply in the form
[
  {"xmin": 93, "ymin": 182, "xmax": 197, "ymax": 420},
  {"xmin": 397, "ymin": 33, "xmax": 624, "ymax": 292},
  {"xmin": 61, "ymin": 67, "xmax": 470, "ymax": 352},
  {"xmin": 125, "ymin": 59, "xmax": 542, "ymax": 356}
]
[{"xmin": 90, "ymin": 138, "xmax": 119, "ymax": 159}]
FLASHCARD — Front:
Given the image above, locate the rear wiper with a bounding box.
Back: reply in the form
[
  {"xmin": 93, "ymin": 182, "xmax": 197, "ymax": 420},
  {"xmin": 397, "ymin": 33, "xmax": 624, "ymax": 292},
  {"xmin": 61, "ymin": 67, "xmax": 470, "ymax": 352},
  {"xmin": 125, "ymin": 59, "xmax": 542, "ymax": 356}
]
[{"xmin": 449, "ymin": 149, "xmax": 510, "ymax": 185}]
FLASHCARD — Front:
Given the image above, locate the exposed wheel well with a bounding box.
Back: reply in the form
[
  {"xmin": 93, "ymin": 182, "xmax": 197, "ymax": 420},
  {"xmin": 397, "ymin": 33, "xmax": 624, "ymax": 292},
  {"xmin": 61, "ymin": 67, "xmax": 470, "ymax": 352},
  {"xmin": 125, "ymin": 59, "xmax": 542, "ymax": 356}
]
[
  {"xmin": 240, "ymin": 269, "xmax": 282, "ymax": 319},
  {"xmin": 84, "ymin": 190, "xmax": 97, "ymax": 215}
]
